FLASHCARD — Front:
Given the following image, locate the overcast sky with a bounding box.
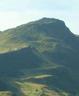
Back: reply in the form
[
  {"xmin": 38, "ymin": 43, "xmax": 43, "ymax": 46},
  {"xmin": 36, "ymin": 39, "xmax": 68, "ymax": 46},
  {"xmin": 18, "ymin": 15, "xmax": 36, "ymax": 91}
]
[{"xmin": 0, "ymin": 0, "xmax": 79, "ymax": 34}]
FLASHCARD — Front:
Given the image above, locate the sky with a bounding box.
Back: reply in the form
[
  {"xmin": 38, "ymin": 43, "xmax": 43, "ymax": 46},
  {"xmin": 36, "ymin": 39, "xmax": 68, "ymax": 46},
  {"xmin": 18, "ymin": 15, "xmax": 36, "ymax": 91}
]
[{"xmin": 0, "ymin": 0, "xmax": 79, "ymax": 34}]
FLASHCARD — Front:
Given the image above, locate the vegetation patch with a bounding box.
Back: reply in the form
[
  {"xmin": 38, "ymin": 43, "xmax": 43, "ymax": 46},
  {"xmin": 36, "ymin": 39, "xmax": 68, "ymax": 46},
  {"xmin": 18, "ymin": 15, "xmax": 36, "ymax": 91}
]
[{"xmin": 0, "ymin": 91, "xmax": 12, "ymax": 96}]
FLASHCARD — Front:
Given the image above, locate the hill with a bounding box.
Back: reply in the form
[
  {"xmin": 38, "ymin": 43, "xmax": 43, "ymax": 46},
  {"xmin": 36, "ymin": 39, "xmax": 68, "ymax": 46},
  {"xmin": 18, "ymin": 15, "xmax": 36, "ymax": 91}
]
[{"xmin": 0, "ymin": 18, "xmax": 79, "ymax": 96}]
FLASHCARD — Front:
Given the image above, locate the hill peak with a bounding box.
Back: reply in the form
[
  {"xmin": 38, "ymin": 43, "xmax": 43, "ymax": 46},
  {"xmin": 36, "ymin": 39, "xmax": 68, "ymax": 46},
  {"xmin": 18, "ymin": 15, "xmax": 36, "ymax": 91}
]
[
  {"xmin": 29, "ymin": 17, "xmax": 65, "ymax": 25},
  {"xmin": 2, "ymin": 17, "xmax": 74, "ymax": 44}
]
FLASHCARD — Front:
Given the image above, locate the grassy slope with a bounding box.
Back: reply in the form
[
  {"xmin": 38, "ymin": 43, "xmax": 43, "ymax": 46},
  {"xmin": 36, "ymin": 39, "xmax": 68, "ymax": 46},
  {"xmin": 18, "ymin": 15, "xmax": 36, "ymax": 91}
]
[
  {"xmin": 0, "ymin": 18, "xmax": 79, "ymax": 96},
  {"xmin": 0, "ymin": 92, "xmax": 12, "ymax": 96},
  {"xmin": 16, "ymin": 82, "xmax": 70, "ymax": 96}
]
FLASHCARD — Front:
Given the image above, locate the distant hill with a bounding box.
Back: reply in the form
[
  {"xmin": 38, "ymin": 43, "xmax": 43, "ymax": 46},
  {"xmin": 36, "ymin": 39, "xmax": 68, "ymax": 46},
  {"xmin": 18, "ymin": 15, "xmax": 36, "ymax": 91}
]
[{"xmin": 0, "ymin": 18, "xmax": 79, "ymax": 96}]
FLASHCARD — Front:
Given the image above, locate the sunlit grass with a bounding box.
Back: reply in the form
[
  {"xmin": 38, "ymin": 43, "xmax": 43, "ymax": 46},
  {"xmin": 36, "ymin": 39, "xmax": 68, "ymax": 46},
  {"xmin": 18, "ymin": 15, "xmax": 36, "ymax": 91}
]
[
  {"xmin": 15, "ymin": 81, "xmax": 69, "ymax": 96},
  {"xmin": 0, "ymin": 91, "xmax": 12, "ymax": 96},
  {"xmin": 33, "ymin": 74, "xmax": 52, "ymax": 79}
]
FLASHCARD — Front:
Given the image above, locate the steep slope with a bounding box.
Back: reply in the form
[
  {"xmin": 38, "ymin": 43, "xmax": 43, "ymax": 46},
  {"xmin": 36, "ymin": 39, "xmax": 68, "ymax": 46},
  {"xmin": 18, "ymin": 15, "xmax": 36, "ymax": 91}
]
[
  {"xmin": 1, "ymin": 17, "xmax": 79, "ymax": 79},
  {"xmin": 0, "ymin": 47, "xmax": 49, "ymax": 77},
  {"xmin": 0, "ymin": 18, "xmax": 79, "ymax": 52},
  {"xmin": 0, "ymin": 18, "xmax": 79, "ymax": 96}
]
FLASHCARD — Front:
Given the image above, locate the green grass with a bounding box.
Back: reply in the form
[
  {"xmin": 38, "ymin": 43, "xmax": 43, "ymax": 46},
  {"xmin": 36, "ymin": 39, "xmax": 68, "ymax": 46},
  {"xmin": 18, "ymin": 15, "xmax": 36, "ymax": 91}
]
[
  {"xmin": 0, "ymin": 91, "xmax": 12, "ymax": 96},
  {"xmin": 15, "ymin": 81, "xmax": 70, "ymax": 96},
  {"xmin": 33, "ymin": 74, "xmax": 52, "ymax": 79}
]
